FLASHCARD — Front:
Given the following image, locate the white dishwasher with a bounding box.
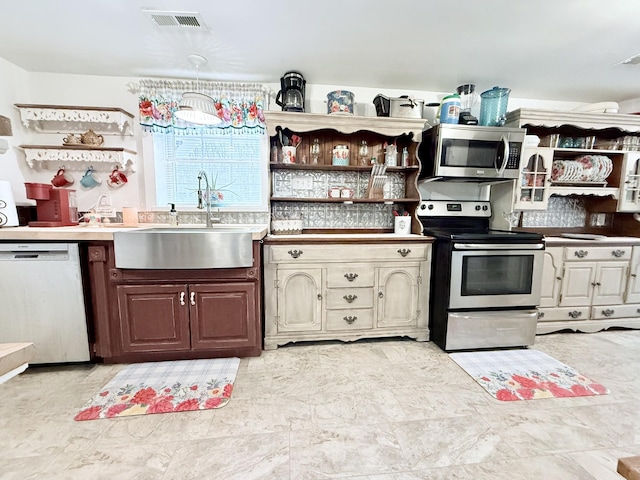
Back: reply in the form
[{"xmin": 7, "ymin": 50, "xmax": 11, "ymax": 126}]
[{"xmin": 0, "ymin": 243, "xmax": 90, "ymax": 363}]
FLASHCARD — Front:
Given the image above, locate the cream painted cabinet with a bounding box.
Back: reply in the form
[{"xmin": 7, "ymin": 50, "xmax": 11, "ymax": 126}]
[
  {"xmin": 618, "ymin": 152, "xmax": 640, "ymax": 212},
  {"xmin": 514, "ymin": 147, "xmax": 553, "ymax": 211},
  {"xmin": 276, "ymin": 268, "xmax": 322, "ymax": 333},
  {"xmin": 263, "ymin": 241, "xmax": 431, "ymax": 350},
  {"xmin": 538, "ymin": 247, "xmax": 563, "ymax": 308},
  {"xmin": 377, "ymin": 266, "xmax": 420, "ymax": 328},
  {"xmin": 537, "ymin": 243, "xmax": 640, "ymax": 334},
  {"xmin": 625, "ymin": 246, "xmax": 640, "ymax": 303}
]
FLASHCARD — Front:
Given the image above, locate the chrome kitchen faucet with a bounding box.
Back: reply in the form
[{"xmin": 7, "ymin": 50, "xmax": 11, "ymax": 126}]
[{"xmin": 197, "ymin": 171, "xmax": 221, "ymax": 226}]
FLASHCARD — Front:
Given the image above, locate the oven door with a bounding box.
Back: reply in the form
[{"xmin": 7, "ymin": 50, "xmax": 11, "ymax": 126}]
[{"xmin": 449, "ymin": 243, "xmax": 544, "ymax": 309}]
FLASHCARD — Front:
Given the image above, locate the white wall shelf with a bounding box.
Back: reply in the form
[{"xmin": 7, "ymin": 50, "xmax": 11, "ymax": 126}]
[
  {"xmin": 19, "ymin": 145, "xmax": 136, "ymax": 170},
  {"xmin": 14, "ymin": 104, "xmax": 135, "ymax": 135}
]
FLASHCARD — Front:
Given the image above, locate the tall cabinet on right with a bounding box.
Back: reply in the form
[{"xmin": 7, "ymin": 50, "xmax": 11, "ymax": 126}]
[{"xmin": 500, "ymin": 108, "xmax": 640, "ymax": 334}]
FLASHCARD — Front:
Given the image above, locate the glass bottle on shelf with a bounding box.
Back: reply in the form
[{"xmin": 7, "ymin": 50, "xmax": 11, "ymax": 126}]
[
  {"xmin": 359, "ymin": 140, "xmax": 369, "ymax": 166},
  {"xmin": 310, "ymin": 138, "xmax": 321, "ymax": 164}
]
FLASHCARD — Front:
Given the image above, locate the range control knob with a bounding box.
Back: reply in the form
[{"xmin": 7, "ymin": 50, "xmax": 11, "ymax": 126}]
[
  {"xmin": 428, "ymin": 204, "xmax": 434, "ymax": 210},
  {"xmin": 420, "ymin": 203, "xmax": 427, "ymax": 210},
  {"xmin": 482, "ymin": 205, "xmax": 489, "ymax": 211},
  {"xmin": 475, "ymin": 205, "xmax": 481, "ymax": 211}
]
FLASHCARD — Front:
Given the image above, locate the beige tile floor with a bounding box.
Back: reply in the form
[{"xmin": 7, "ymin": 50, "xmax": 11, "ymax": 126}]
[{"xmin": 1, "ymin": 330, "xmax": 639, "ymax": 479}]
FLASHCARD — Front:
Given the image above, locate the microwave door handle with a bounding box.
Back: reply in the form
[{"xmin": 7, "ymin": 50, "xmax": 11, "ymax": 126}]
[{"xmin": 495, "ymin": 135, "xmax": 509, "ymax": 175}]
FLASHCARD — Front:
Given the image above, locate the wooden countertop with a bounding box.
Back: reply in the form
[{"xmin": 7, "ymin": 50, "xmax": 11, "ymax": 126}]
[
  {"xmin": 0, "ymin": 224, "xmax": 270, "ymax": 241},
  {"xmin": 544, "ymin": 235, "xmax": 640, "ymax": 247},
  {"xmin": 264, "ymin": 233, "xmax": 434, "ymax": 244}
]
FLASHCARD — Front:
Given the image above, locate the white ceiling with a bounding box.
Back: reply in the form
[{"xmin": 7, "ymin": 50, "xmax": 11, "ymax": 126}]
[{"xmin": 1, "ymin": 0, "xmax": 640, "ymax": 104}]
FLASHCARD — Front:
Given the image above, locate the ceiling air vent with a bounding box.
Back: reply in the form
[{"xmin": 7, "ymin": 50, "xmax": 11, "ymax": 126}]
[{"xmin": 142, "ymin": 10, "xmax": 208, "ymax": 30}]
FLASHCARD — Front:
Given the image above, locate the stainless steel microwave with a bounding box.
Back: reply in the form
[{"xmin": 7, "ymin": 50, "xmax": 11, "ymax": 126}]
[{"xmin": 417, "ymin": 124, "xmax": 526, "ymax": 180}]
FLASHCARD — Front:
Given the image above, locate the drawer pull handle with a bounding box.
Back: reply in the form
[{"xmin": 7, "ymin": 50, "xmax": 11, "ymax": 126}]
[
  {"xmin": 343, "ymin": 294, "xmax": 357, "ymax": 303},
  {"xmin": 180, "ymin": 291, "xmax": 186, "ymax": 306},
  {"xmin": 344, "ymin": 273, "xmax": 359, "ymax": 282},
  {"xmin": 538, "ymin": 311, "xmax": 545, "ymax": 319},
  {"xmin": 398, "ymin": 248, "xmax": 411, "ymax": 257},
  {"xmin": 612, "ymin": 249, "xmax": 626, "ymax": 258},
  {"xmin": 343, "ymin": 316, "xmax": 357, "ymax": 324},
  {"xmin": 190, "ymin": 291, "xmax": 196, "ymax": 306},
  {"xmin": 288, "ymin": 249, "xmax": 303, "ymax": 259},
  {"xmin": 602, "ymin": 309, "xmax": 615, "ymax": 317},
  {"xmin": 574, "ymin": 250, "xmax": 588, "ymax": 258},
  {"xmin": 637, "ymin": 308, "xmax": 640, "ymax": 314},
  {"xmin": 568, "ymin": 310, "xmax": 582, "ymax": 319},
  {"xmin": 632, "ymin": 273, "xmax": 638, "ymax": 278}
]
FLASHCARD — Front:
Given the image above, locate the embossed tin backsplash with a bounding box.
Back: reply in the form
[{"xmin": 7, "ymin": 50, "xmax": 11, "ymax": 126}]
[{"xmin": 271, "ymin": 169, "xmax": 404, "ymax": 229}]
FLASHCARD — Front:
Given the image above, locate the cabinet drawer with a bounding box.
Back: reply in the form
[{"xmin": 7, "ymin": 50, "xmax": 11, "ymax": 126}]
[
  {"xmin": 591, "ymin": 304, "xmax": 640, "ymax": 319},
  {"xmin": 268, "ymin": 243, "xmax": 430, "ymax": 263},
  {"xmin": 326, "ymin": 265, "xmax": 375, "ymax": 288},
  {"xmin": 537, "ymin": 307, "xmax": 590, "ymax": 322},
  {"xmin": 326, "ymin": 288, "xmax": 374, "ymax": 309},
  {"xmin": 564, "ymin": 246, "xmax": 631, "ymax": 261},
  {"xmin": 326, "ymin": 309, "xmax": 374, "ymax": 331}
]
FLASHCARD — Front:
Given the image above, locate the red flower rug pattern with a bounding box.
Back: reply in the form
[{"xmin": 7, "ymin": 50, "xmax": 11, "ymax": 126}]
[
  {"xmin": 74, "ymin": 357, "xmax": 240, "ymax": 421},
  {"xmin": 449, "ymin": 349, "xmax": 609, "ymax": 402}
]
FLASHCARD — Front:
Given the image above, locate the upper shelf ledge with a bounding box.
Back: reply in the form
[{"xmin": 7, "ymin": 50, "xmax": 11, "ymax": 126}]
[
  {"xmin": 14, "ymin": 104, "xmax": 135, "ymax": 135},
  {"xmin": 264, "ymin": 111, "xmax": 428, "ymax": 139},
  {"xmin": 506, "ymin": 108, "xmax": 640, "ymax": 133}
]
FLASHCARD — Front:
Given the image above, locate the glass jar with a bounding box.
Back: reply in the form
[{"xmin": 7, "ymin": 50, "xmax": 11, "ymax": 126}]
[
  {"xmin": 332, "ymin": 145, "xmax": 350, "ymax": 166},
  {"xmin": 310, "ymin": 138, "xmax": 321, "ymax": 164},
  {"xmin": 359, "ymin": 140, "xmax": 369, "ymax": 166}
]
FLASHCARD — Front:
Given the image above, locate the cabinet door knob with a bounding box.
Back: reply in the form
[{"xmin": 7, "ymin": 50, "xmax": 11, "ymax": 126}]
[
  {"xmin": 591, "ymin": 282, "xmax": 601, "ymax": 287},
  {"xmin": 568, "ymin": 310, "xmax": 582, "ymax": 318},
  {"xmin": 317, "ymin": 293, "xmax": 322, "ymax": 300},
  {"xmin": 378, "ymin": 291, "xmax": 384, "ymax": 298},
  {"xmin": 288, "ymin": 249, "xmax": 303, "ymax": 259},
  {"xmin": 397, "ymin": 248, "xmax": 411, "ymax": 257},
  {"xmin": 538, "ymin": 311, "xmax": 545, "ymax": 319},
  {"xmin": 343, "ymin": 294, "xmax": 357, "ymax": 303},
  {"xmin": 612, "ymin": 249, "xmax": 626, "ymax": 258},
  {"xmin": 574, "ymin": 250, "xmax": 588, "ymax": 258},
  {"xmin": 180, "ymin": 291, "xmax": 186, "ymax": 306},
  {"xmin": 190, "ymin": 291, "xmax": 196, "ymax": 306},
  {"xmin": 632, "ymin": 273, "xmax": 638, "ymax": 278},
  {"xmin": 602, "ymin": 308, "xmax": 615, "ymax": 317},
  {"xmin": 343, "ymin": 316, "xmax": 357, "ymax": 324},
  {"xmin": 344, "ymin": 273, "xmax": 359, "ymax": 282}
]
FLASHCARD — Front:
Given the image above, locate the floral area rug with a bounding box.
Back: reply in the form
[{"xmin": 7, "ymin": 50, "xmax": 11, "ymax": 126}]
[
  {"xmin": 449, "ymin": 349, "xmax": 609, "ymax": 401},
  {"xmin": 74, "ymin": 357, "xmax": 240, "ymax": 421}
]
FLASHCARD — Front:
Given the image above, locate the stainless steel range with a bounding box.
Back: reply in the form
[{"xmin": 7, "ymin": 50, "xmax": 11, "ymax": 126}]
[{"xmin": 417, "ymin": 200, "xmax": 544, "ymax": 351}]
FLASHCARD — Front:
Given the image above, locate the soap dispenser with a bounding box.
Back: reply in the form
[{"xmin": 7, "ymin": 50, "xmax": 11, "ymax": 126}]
[{"xmin": 168, "ymin": 203, "xmax": 178, "ymax": 226}]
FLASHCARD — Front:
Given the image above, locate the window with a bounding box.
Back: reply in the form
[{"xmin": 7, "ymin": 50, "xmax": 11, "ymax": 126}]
[
  {"xmin": 147, "ymin": 129, "xmax": 269, "ymax": 212},
  {"xmin": 135, "ymin": 79, "xmax": 269, "ymax": 212}
]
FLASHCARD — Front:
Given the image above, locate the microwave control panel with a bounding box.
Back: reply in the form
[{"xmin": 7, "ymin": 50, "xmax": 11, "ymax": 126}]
[{"xmin": 506, "ymin": 143, "xmax": 522, "ymax": 169}]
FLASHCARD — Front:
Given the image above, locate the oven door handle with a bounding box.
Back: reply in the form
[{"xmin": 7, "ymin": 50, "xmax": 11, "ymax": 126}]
[
  {"xmin": 495, "ymin": 135, "xmax": 509, "ymax": 176},
  {"xmin": 453, "ymin": 243, "xmax": 545, "ymax": 250}
]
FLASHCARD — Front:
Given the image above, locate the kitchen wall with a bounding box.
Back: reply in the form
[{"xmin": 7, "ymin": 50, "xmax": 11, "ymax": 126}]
[{"xmin": 0, "ymin": 57, "xmax": 583, "ymax": 215}]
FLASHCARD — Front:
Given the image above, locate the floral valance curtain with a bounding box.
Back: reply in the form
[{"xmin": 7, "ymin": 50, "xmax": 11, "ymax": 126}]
[{"xmin": 135, "ymin": 80, "xmax": 268, "ymax": 135}]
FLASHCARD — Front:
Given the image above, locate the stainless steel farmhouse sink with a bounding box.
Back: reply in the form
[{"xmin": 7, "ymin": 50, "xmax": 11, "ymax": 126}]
[{"xmin": 113, "ymin": 227, "xmax": 253, "ymax": 269}]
